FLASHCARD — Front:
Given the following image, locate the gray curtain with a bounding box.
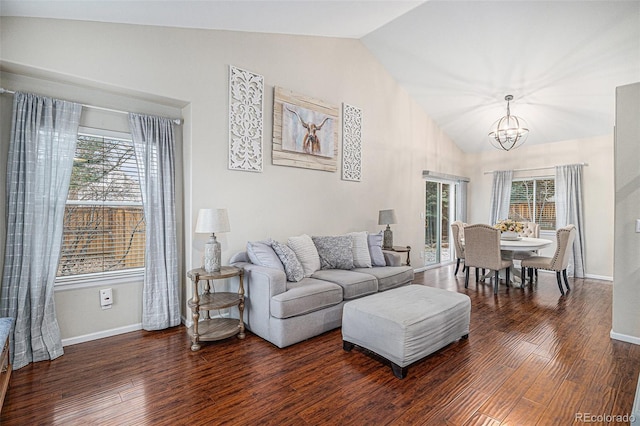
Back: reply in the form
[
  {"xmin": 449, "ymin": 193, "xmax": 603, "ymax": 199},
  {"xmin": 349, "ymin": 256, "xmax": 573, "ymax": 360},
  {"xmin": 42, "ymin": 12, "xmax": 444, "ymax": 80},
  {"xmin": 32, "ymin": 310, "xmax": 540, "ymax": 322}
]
[
  {"xmin": 489, "ymin": 170, "xmax": 513, "ymax": 225},
  {"xmin": 1, "ymin": 92, "xmax": 81, "ymax": 369},
  {"xmin": 556, "ymin": 164, "xmax": 586, "ymax": 278},
  {"xmin": 456, "ymin": 180, "xmax": 468, "ymax": 223},
  {"xmin": 128, "ymin": 113, "xmax": 180, "ymax": 330}
]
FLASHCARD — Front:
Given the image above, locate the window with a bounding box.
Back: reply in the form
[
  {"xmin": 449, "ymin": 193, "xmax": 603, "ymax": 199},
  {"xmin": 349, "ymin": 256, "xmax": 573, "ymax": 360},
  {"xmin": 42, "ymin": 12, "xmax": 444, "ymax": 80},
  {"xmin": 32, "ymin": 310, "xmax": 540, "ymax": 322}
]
[
  {"xmin": 509, "ymin": 178, "xmax": 555, "ymax": 231},
  {"xmin": 57, "ymin": 128, "xmax": 145, "ymax": 278}
]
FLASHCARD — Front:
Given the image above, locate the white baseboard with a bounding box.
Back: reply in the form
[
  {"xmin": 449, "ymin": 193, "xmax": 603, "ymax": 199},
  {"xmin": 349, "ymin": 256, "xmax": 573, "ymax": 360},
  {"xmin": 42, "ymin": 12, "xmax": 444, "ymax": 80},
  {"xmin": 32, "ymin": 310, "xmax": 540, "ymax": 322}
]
[
  {"xmin": 585, "ymin": 273, "xmax": 613, "ymax": 281},
  {"xmin": 610, "ymin": 330, "xmax": 640, "ymax": 345},
  {"xmin": 61, "ymin": 323, "xmax": 142, "ymax": 347}
]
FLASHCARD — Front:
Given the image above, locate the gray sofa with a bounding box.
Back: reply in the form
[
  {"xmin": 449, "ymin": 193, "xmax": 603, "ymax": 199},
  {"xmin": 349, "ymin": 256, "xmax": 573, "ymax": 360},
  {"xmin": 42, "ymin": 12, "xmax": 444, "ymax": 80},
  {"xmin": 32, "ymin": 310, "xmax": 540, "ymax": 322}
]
[{"xmin": 229, "ymin": 232, "xmax": 414, "ymax": 348}]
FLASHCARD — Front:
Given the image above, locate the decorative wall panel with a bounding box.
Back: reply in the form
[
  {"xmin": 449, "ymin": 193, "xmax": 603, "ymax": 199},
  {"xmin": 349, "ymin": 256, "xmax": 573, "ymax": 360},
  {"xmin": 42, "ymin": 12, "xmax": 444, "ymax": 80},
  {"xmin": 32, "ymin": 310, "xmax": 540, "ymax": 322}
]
[
  {"xmin": 342, "ymin": 103, "xmax": 362, "ymax": 181},
  {"xmin": 229, "ymin": 65, "xmax": 264, "ymax": 172}
]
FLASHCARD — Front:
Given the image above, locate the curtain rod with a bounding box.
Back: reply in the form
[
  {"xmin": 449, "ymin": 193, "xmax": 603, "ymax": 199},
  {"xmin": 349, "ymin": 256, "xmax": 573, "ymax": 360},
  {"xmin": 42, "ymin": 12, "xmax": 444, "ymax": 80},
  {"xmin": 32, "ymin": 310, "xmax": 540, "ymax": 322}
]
[
  {"xmin": 0, "ymin": 87, "xmax": 182, "ymax": 125},
  {"xmin": 483, "ymin": 162, "xmax": 589, "ymax": 175}
]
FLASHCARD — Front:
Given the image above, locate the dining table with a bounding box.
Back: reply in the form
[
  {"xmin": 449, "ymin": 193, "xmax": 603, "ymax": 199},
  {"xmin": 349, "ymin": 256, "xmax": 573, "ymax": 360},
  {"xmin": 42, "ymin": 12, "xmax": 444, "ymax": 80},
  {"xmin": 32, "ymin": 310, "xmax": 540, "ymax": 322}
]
[
  {"xmin": 498, "ymin": 236, "xmax": 553, "ymax": 287},
  {"xmin": 462, "ymin": 236, "xmax": 553, "ymax": 287}
]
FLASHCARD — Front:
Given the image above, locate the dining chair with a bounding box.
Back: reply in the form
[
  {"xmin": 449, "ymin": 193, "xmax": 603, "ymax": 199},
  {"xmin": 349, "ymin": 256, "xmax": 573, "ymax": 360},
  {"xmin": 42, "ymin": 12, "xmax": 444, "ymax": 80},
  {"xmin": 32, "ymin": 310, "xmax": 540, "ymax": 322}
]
[
  {"xmin": 520, "ymin": 224, "xmax": 577, "ymax": 296},
  {"xmin": 451, "ymin": 221, "xmax": 466, "ymax": 275},
  {"xmin": 514, "ymin": 221, "xmax": 540, "ymax": 281},
  {"xmin": 463, "ymin": 224, "xmax": 513, "ymax": 295}
]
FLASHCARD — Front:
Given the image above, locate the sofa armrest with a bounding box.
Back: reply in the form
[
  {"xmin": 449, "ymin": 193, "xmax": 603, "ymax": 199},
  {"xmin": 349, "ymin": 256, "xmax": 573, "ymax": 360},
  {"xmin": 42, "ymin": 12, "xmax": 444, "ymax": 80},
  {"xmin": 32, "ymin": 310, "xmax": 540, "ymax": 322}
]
[
  {"xmin": 382, "ymin": 250, "xmax": 402, "ymax": 267},
  {"xmin": 231, "ymin": 261, "xmax": 287, "ymax": 298}
]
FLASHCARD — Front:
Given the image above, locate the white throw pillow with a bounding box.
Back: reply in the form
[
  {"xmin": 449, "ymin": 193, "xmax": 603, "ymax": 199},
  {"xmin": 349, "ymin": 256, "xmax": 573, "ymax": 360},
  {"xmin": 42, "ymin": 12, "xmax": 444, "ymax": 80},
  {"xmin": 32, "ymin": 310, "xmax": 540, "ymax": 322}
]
[
  {"xmin": 347, "ymin": 231, "xmax": 372, "ymax": 268},
  {"xmin": 287, "ymin": 234, "xmax": 321, "ymax": 277}
]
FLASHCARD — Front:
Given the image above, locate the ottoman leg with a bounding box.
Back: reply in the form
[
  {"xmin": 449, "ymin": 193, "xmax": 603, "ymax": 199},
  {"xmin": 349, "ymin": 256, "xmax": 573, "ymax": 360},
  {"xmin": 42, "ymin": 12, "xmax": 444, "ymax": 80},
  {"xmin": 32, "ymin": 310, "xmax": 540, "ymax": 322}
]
[
  {"xmin": 343, "ymin": 340, "xmax": 354, "ymax": 352},
  {"xmin": 391, "ymin": 363, "xmax": 407, "ymax": 379}
]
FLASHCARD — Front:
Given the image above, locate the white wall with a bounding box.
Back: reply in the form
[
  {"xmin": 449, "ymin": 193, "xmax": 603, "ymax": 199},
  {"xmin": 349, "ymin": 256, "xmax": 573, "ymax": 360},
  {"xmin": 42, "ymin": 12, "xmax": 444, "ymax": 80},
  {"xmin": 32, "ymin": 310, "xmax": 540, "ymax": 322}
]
[
  {"xmin": 613, "ymin": 82, "xmax": 640, "ymax": 344},
  {"xmin": 465, "ymin": 135, "xmax": 614, "ymax": 279},
  {"xmin": 0, "ymin": 17, "xmax": 466, "ymax": 342}
]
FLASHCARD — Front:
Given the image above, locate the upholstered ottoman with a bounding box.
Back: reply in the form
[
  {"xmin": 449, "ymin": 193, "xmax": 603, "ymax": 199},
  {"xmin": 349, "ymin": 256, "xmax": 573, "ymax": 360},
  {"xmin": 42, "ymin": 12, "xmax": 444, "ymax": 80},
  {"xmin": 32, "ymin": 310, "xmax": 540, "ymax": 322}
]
[{"xmin": 342, "ymin": 284, "xmax": 471, "ymax": 379}]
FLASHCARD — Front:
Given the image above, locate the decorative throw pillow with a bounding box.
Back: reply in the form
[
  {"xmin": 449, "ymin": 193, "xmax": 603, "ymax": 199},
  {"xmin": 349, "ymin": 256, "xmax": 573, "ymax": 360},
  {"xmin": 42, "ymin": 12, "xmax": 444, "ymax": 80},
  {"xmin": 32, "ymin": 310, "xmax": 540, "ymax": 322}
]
[
  {"xmin": 347, "ymin": 231, "xmax": 372, "ymax": 268},
  {"xmin": 287, "ymin": 234, "xmax": 321, "ymax": 277},
  {"xmin": 246, "ymin": 239, "xmax": 284, "ymax": 271},
  {"xmin": 312, "ymin": 236, "xmax": 354, "ymax": 270},
  {"xmin": 367, "ymin": 231, "xmax": 386, "ymax": 267},
  {"xmin": 271, "ymin": 241, "xmax": 304, "ymax": 282}
]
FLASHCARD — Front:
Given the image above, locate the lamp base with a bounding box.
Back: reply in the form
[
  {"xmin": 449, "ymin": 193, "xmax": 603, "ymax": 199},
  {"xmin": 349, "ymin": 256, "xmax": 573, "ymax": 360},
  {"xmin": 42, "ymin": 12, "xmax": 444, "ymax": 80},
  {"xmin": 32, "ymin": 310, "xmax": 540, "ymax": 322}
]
[
  {"xmin": 204, "ymin": 234, "xmax": 221, "ymax": 273},
  {"xmin": 383, "ymin": 225, "xmax": 393, "ymax": 250}
]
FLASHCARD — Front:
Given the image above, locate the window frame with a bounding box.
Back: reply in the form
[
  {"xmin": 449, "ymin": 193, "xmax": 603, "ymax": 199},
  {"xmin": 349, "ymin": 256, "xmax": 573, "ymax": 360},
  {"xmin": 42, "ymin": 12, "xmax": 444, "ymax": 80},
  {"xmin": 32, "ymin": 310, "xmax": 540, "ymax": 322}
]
[
  {"xmin": 55, "ymin": 126, "xmax": 145, "ymax": 288},
  {"xmin": 509, "ymin": 176, "xmax": 556, "ymax": 232}
]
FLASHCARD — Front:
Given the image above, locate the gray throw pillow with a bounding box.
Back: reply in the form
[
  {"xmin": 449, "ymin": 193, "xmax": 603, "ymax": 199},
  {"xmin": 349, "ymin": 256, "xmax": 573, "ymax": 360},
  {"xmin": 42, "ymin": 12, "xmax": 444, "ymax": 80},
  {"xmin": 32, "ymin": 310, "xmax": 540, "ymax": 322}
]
[
  {"xmin": 368, "ymin": 231, "xmax": 386, "ymax": 267},
  {"xmin": 271, "ymin": 241, "xmax": 304, "ymax": 282},
  {"xmin": 246, "ymin": 239, "xmax": 284, "ymax": 271},
  {"xmin": 312, "ymin": 236, "xmax": 354, "ymax": 270}
]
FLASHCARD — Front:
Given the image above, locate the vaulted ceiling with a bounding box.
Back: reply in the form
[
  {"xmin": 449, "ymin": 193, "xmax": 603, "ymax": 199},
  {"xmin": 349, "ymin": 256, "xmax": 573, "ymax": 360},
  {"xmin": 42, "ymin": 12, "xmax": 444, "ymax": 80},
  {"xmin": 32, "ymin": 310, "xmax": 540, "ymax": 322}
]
[{"xmin": 2, "ymin": 0, "xmax": 638, "ymax": 152}]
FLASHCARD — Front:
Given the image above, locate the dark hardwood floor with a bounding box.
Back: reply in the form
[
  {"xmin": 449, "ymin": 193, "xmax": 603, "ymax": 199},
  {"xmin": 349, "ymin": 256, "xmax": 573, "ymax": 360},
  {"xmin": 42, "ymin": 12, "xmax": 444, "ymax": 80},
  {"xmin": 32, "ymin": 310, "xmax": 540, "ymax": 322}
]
[{"xmin": 2, "ymin": 266, "xmax": 638, "ymax": 425}]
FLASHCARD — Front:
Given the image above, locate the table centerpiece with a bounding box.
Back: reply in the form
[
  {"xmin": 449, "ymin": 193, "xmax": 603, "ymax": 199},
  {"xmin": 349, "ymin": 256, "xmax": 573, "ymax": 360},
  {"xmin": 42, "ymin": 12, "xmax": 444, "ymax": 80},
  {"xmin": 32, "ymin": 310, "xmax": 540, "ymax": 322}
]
[{"xmin": 494, "ymin": 219, "xmax": 523, "ymax": 240}]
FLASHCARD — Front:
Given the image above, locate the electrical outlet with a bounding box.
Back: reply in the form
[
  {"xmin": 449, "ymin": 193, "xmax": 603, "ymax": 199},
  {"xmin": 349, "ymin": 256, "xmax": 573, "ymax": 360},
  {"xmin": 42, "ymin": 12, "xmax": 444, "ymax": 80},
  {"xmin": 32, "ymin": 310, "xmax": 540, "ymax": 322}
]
[
  {"xmin": 636, "ymin": 219, "xmax": 640, "ymax": 233},
  {"xmin": 100, "ymin": 288, "xmax": 113, "ymax": 309}
]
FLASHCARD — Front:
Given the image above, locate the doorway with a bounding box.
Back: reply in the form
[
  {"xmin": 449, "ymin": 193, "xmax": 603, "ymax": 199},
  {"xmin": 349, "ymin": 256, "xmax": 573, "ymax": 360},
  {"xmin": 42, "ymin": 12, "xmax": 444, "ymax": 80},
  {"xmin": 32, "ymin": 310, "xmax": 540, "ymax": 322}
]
[{"xmin": 424, "ymin": 180, "xmax": 455, "ymax": 267}]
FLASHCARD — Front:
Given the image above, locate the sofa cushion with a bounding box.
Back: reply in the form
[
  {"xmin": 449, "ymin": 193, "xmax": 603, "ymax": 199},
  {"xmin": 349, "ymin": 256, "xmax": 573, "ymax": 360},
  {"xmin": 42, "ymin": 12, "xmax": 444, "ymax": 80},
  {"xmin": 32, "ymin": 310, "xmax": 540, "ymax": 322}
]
[
  {"xmin": 311, "ymin": 269, "xmax": 378, "ymax": 299},
  {"xmin": 272, "ymin": 241, "xmax": 304, "ymax": 282},
  {"xmin": 368, "ymin": 231, "xmax": 386, "ymax": 266},
  {"xmin": 246, "ymin": 240, "xmax": 284, "ymax": 271},
  {"xmin": 288, "ymin": 234, "xmax": 321, "ymax": 277},
  {"xmin": 312, "ymin": 235, "xmax": 354, "ymax": 270},
  {"xmin": 353, "ymin": 265, "xmax": 414, "ymax": 291},
  {"xmin": 270, "ymin": 278, "xmax": 343, "ymax": 319},
  {"xmin": 348, "ymin": 231, "xmax": 372, "ymax": 268}
]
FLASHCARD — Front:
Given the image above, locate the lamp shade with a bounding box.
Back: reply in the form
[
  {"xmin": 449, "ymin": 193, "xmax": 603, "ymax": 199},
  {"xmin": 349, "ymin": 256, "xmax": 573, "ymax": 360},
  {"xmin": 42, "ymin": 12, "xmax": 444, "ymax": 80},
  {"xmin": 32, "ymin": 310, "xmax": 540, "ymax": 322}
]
[
  {"xmin": 378, "ymin": 209, "xmax": 397, "ymax": 225},
  {"xmin": 195, "ymin": 208, "xmax": 230, "ymax": 234}
]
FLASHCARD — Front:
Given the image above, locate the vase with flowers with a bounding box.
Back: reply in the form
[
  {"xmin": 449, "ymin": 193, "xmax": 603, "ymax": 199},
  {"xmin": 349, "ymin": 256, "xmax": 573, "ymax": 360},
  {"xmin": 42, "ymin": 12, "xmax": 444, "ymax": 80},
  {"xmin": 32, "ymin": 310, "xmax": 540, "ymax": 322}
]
[{"xmin": 494, "ymin": 219, "xmax": 523, "ymax": 240}]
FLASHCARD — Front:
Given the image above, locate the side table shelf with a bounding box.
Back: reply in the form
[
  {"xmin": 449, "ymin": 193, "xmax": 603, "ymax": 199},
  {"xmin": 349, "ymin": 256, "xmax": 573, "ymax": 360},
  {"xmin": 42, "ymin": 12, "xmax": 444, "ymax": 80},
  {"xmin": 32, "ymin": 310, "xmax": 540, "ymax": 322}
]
[{"xmin": 187, "ymin": 266, "xmax": 245, "ymax": 351}]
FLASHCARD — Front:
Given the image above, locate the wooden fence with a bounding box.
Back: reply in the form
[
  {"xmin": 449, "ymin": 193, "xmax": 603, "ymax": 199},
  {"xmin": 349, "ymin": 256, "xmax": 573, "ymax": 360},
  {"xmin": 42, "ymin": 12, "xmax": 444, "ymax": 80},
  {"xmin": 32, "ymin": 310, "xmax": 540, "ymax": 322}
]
[{"xmin": 58, "ymin": 206, "xmax": 145, "ymax": 276}]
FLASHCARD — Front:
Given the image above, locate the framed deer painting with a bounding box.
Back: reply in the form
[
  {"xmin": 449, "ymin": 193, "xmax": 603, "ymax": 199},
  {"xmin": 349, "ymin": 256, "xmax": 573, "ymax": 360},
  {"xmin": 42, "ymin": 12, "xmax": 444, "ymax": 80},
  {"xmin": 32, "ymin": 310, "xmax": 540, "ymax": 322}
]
[{"xmin": 273, "ymin": 87, "xmax": 339, "ymax": 172}]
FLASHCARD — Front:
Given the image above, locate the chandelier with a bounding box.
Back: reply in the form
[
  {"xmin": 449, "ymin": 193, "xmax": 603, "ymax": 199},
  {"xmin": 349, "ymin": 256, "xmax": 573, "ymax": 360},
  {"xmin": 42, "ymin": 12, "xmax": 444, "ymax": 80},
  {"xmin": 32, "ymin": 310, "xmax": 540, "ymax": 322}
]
[{"xmin": 488, "ymin": 95, "xmax": 529, "ymax": 151}]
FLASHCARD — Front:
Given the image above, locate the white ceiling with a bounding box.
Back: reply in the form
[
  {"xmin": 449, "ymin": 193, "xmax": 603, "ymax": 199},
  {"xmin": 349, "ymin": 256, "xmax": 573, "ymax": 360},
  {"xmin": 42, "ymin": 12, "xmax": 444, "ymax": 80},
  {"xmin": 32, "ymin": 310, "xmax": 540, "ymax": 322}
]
[{"xmin": 2, "ymin": 0, "xmax": 638, "ymax": 153}]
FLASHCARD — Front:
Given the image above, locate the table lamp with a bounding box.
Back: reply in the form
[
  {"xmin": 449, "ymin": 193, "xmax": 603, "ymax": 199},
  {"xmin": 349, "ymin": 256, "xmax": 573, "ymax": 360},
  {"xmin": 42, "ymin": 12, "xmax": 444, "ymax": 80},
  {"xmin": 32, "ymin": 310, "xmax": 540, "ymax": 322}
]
[
  {"xmin": 378, "ymin": 209, "xmax": 397, "ymax": 250},
  {"xmin": 195, "ymin": 208, "xmax": 230, "ymax": 272}
]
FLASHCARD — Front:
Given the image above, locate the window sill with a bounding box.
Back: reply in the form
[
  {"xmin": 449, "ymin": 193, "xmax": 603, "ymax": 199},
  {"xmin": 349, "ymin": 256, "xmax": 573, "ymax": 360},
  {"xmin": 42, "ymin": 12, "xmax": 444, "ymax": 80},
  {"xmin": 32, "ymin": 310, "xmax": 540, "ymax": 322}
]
[{"xmin": 55, "ymin": 269, "xmax": 144, "ymax": 291}]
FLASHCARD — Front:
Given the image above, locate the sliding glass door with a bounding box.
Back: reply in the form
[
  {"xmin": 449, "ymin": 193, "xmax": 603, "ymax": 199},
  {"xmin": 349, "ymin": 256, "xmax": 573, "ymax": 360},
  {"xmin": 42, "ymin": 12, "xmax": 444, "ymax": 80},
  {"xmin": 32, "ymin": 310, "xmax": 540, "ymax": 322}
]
[{"xmin": 424, "ymin": 181, "xmax": 455, "ymax": 267}]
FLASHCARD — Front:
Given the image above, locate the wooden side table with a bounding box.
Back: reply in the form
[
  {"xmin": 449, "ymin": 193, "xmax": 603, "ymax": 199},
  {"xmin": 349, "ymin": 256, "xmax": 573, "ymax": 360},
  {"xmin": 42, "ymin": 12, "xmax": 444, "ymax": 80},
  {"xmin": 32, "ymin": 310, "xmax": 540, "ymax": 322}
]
[
  {"xmin": 187, "ymin": 266, "xmax": 245, "ymax": 351},
  {"xmin": 391, "ymin": 246, "xmax": 411, "ymax": 266}
]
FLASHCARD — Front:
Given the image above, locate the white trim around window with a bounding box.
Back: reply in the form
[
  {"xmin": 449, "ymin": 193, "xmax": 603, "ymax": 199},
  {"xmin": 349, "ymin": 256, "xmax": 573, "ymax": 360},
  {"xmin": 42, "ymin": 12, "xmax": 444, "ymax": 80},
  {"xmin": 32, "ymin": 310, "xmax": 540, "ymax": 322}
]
[{"xmin": 55, "ymin": 268, "xmax": 144, "ymax": 291}]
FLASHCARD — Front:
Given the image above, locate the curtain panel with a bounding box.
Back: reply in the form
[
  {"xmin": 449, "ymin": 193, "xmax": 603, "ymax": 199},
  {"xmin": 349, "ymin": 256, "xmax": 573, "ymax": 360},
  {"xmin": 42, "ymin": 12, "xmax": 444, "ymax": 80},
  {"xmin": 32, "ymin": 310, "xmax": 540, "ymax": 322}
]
[
  {"xmin": 1, "ymin": 92, "xmax": 81, "ymax": 369},
  {"xmin": 555, "ymin": 164, "xmax": 586, "ymax": 278},
  {"xmin": 489, "ymin": 170, "xmax": 513, "ymax": 225},
  {"xmin": 128, "ymin": 113, "xmax": 180, "ymax": 330}
]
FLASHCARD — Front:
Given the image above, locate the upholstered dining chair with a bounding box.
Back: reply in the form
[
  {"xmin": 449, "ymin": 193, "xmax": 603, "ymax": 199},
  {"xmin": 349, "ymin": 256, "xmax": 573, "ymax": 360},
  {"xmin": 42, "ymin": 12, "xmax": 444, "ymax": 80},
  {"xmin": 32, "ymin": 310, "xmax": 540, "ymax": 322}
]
[
  {"xmin": 520, "ymin": 224, "xmax": 577, "ymax": 296},
  {"xmin": 463, "ymin": 224, "xmax": 513, "ymax": 295},
  {"xmin": 514, "ymin": 221, "xmax": 540, "ymax": 281},
  {"xmin": 451, "ymin": 221, "xmax": 466, "ymax": 275}
]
